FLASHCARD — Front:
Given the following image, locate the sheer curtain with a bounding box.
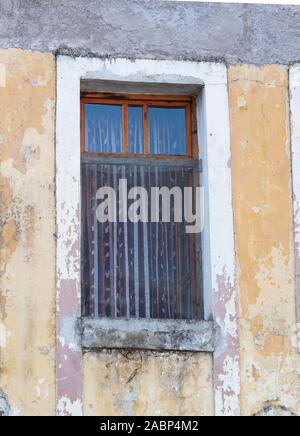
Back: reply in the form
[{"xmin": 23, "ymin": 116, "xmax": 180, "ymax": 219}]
[
  {"xmin": 149, "ymin": 107, "xmax": 187, "ymax": 155},
  {"xmin": 85, "ymin": 104, "xmax": 123, "ymax": 153},
  {"xmin": 82, "ymin": 161, "xmax": 202, "ymax": 320},
  {"xmin": 82, "ymin": 103, "xmax": 202, "ymax": 320},
  {"xmin": 128, "ymin": 106, "xmax": 144, "ymax": 154}
]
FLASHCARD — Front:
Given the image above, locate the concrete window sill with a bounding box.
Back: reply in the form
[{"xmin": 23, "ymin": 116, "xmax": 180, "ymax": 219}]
[{"xmin": 80, "ymin": 317, "xmax": 218, "ymax": 353}]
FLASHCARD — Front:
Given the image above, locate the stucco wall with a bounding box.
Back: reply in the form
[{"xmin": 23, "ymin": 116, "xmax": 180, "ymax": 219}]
[
  {"xmin": 2, "ymin": 51, "xmax": 300, "ymax": 417},
  {"xmin": 0, "ymin": 49, "xmax": 216, "ymax": 417},
  {"xmin": 1, "ymin": 1, "xmax": 300, "ymax": 65},
  {"xmin": 229, "ymin": 65, "xmax": 300, "ymax": 416},
  {"xmin": 84, "ymin": 351, "xmax": 214, "ymax": 416},
  {"xmin": 0, "ymin": 49, "xmax": 56, "ymax": 416}
]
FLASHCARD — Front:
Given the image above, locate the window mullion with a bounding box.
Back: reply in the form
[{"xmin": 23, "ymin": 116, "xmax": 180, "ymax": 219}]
[
  {"xmin": 143, "ymin": 104, "xmax": 149, "ymax": 154},
  {"xmin": 186, "ymin": 103, "xmax": 192, "ymax": 158},
  {"xmin": 123, "ymin": 103, "xmax": 128, "ymax": 153},
  {"xmin": 81, "ymin": 100, "xmax": 85, "ymax": 152}
]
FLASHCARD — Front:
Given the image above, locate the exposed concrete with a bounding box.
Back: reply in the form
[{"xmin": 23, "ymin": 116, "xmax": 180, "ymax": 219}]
[
  {"xmin": 255, "ymin": 404, "xmax": 296, "ymax": 417},
  {"xmin": 1, "ymin": 1, "xmax": 300, "ymax": 65},
  {"xmin": 81, "ymin": 318, "xmax": 218, "ymax": 352},
  {"xmin": 0, "ymin": 390, "xmax": 9, "ymax": 416}
]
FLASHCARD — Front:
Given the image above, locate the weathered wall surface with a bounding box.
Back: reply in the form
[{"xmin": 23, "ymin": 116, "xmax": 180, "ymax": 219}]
[
  {"xmin": 0, "ymin": 49, "xmax": 56, "ymax": 415},
  {"xmin": 229, "ymin": 65, "xmax": 300, "ymax": 416},
  {"xmin": 83, "ymin": 351, "xmax": 214, "ymax": 416},
  {"xmin": 1, "ymin": 2, "xmax": 300, "ymax": 417},
  {"xmin": 1, "ymin": 1, "xmax": 300, "ymax": 65}
]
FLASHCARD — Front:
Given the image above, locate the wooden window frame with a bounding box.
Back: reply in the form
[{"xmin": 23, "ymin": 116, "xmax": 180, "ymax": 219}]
[
  {"xmin": 80, "ymin": 92, "xmax": 198, "ymax": 160},
  {"xmin": 80, "ymin": 92, "xmax": 202, "ymax": 322}
]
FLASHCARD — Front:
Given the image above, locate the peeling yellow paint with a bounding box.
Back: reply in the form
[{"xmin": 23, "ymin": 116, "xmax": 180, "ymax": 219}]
[
  {"xmin": 1, "ymin": 50, "xmax": 300, "ymax": 416},
  {"xmin": 0, "ymin": 49, "xmax": 56, "ymax": 416},
  {"xmin": 0, "ymin": 219, "xmax": 17, "ymax": 269},
  {"xmin": 229, "ymin": 65, "xmax": 300, "ymax": 416},
  {"xmin": 0, "ymin": 63, "xmax": 6, "ymax": 87}
]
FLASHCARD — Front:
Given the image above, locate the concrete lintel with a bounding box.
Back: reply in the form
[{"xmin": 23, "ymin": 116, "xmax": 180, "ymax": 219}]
[
  {"xmin": 81, "ymin": 317, "xmax": 218, "ymax": 352},
  {"xmin": 81, "ymin": 77, "xmax": 204, "ymax": 96}
]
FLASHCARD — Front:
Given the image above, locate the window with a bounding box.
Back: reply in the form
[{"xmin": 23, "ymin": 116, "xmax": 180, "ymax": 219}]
[
  {"xmin": 57, "ymin": 57, "xmax": 236, "ymax": 409},
  {"xmin": 81, "ymin": 93, "xmax": 203, "ymax": 320}
]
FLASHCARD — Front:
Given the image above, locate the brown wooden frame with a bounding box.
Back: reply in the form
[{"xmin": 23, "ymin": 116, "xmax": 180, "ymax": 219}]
[
  {"xmin": 80, "ymin": 92, "xmax": 198, "ymax": 159},
  {"xmin": 80, "ymin": 92, "xmax": 203, "ymax": 321}
]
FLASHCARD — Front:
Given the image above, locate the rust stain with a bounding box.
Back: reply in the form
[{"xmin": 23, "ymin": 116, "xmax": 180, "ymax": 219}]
[{"xmin": 251, "ymin": 365, "xmax": 260, "ymax": 382}]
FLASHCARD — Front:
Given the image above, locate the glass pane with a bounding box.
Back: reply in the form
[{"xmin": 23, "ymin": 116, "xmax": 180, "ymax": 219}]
[
  {"xmin": 85, "ymin": 104, "xmax": 123, "ymax": 153},
  {"xmin": 128, "ymin": 106, "xmax": 144, "ymax": 154},
  {"xmin": 149, "ymin": 107, "xmax": 187, "ymax": 155},
  {"xmin": 81, "ymin": 161, "xmax": 203, "ymax": 320}
]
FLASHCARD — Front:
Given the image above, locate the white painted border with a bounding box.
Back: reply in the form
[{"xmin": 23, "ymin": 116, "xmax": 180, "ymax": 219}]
[
  {"xmin": 290, "ymin": 65, "xmax": 300, "ymax": 344},
  {"xmin": 56, "ymin": 56, "xmax": 240, "ymax": 416}
]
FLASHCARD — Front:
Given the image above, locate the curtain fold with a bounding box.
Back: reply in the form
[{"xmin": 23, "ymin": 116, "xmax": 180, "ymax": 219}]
[
  {"xmin": 85, "ymin": 104, "xmax": 123, "ymax": 153},
  {"xmin": 81, "ymin": 161, "xmax": 203, "ymax": 320},
  {"xmin": 149, "ymin": 107, "xmax": 187, "ymax": 155}
]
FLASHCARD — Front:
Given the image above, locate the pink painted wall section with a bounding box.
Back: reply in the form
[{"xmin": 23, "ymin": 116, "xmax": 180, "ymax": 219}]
[
  {"xmin": 294, "ymin": 218, "xmax": 300, "ymax": 331},
  {"xmin": 56, "ymin": 277, "xmax": 83, "ymax": 415},
  {"xmin": 56, "ymin": 59, "xmax": 83, "ymax": 415},
  {"xmin": 213, "ymin": 272, "xmax": 240, "ymax": 416},
  {"xmin": 201, "ymin": 82, "xmax": 240, "ymax": 416},
  {"xmin": 56, "ymin": 205, "xmax": 83, "ymax": 416}
]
